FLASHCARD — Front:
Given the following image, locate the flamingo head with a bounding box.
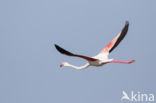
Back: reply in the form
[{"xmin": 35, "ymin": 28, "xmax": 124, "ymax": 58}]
[{"xmin": 60, "ymin": 62, "xmax": 69, "ymax": 67}]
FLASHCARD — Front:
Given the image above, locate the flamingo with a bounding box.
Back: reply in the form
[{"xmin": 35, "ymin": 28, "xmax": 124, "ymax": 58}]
[{"xmin": 55, "ymin": 21, "xmax": 135, "ymax": 70}]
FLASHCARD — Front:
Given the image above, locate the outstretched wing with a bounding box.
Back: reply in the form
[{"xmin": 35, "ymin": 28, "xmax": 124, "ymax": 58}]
[
  {"xmin": 99, "ymin": 21, "xmax": 129, "ymax": 55},
  {"xmin": 55, "ymin": 44, "xmax": 98, "ymax": 61}
]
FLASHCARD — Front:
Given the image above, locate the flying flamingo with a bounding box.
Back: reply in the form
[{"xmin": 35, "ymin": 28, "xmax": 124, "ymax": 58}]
[{"xmin": 55, "ymin": 21, "xmax": 135, "ymax": 70}]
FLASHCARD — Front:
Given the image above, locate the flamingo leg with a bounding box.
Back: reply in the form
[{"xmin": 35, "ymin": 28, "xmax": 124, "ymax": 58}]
[{"xmin": 109, "ymin": 60, "xmax": 135, "ymax": 64}]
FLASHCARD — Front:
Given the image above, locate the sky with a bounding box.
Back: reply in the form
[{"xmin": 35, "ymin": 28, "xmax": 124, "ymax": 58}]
[{"xmin": 0, "ymin": 0, "xmax": 156, "ymax": 103}]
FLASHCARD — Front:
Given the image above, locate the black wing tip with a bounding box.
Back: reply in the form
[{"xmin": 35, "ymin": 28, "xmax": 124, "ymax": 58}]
[
  {"xmin": 54, "ymin": 44, "xmax": 74, "ymax": 56},
  {"xmin": 54, "ymin": 44, "xmax": 63, "ymax": 52},
  {"xmin": 122, "ymin": 21, "xmax": 129, "ymax": 31},
  {"xmin": 54, "ymin": 44, "xmax": 58, "ymax": 48},
  {"xmin": 54, "ymin": 44, "xmax": 62, "ymax": 50},
  {"xmin": 125, "ymin": 21, "xmax": 129, "ymax": 26},
  {"xmin": 54, "ymin": 44, "xmax": 60, "ymax": 50}
]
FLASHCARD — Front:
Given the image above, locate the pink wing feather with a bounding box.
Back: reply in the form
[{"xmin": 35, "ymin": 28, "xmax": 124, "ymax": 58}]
[
  {"xmin": 99, "ymin": 32, "xmax": 121, "ymax": 54},
  {"xmin": 99, "ymin": 21, "xmax": 129, "ymax": 55}
]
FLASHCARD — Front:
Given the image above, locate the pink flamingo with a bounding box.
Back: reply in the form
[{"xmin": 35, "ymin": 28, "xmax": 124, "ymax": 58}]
[{"xmin": 55, "ymin": 21, "xmax": 135, "ymax": 70}]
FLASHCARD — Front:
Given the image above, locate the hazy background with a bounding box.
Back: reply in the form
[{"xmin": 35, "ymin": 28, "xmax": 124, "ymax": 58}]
[{"xmin": 0, "ymin": 0, "xmax": 156, "ymax": 103}]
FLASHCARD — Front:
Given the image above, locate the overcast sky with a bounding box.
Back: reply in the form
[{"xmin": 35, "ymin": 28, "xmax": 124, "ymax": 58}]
[{"xmin": 0, "ymin": 0, "xmax": 156, "ymax": 103}]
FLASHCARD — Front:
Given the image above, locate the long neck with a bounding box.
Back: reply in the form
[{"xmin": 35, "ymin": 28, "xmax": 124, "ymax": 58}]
[{"xmin": 66, "ymin": 63, "xmax": 90, "ymax": 70}]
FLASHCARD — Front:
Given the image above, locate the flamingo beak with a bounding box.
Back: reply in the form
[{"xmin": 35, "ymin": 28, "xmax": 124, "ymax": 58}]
[{"xmin": 60, "ymin": 63, "xmax": 63, "ymax": 67}]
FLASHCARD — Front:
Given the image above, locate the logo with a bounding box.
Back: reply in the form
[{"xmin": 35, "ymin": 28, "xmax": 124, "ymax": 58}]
[{"xmin": 121, "ymin": 91, "xmax": 155, "ymax": 102}]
